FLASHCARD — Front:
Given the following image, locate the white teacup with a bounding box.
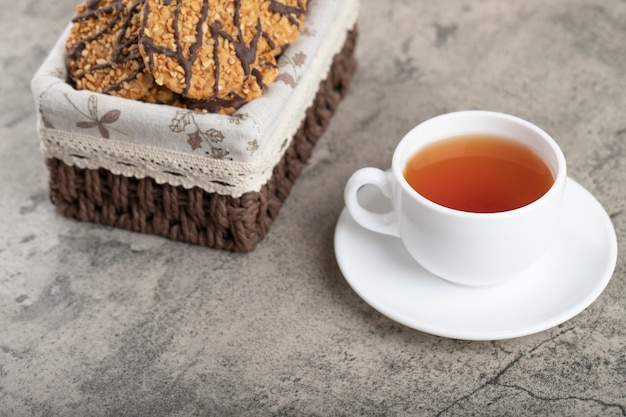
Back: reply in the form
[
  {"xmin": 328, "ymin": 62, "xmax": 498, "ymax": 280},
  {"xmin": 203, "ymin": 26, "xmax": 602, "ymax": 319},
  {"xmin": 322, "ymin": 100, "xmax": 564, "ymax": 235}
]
[{"xmin": 344, "ymin": 111, "xmax": 567, "ymax": 286}]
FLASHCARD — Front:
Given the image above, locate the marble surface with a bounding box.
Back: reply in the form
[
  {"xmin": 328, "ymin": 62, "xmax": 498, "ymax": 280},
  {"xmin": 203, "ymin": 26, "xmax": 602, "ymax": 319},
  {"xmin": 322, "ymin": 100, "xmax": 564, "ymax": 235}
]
[{"xmin": 1, "ymin": 0, "xmax": 625, "ymax": 416}]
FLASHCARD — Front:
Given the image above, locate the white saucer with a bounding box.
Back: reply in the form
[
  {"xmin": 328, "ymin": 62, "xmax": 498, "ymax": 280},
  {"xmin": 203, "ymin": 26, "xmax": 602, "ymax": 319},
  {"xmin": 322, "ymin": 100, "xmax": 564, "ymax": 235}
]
[{"xmin": 334, "ymin": 177, "xmax": 617, "ymax": 340}]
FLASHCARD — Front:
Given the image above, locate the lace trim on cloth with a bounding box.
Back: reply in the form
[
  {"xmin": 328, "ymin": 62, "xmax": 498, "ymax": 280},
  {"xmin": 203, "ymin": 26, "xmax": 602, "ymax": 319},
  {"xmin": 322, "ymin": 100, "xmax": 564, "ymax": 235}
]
[
  {"xmin": 32, "ymin": 0, "xmax": 359, "ymax": 197},
  {"xmin": 40, "ymin": 128, "xmax": 277, "ymax": 195}
]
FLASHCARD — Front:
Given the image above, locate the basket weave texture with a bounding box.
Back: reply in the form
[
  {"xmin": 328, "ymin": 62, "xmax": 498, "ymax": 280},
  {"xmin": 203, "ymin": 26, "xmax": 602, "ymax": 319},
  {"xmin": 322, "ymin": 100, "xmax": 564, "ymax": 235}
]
[{"xmin": 45, "ymin": 28, "xmax": 357, "ymax": 252}]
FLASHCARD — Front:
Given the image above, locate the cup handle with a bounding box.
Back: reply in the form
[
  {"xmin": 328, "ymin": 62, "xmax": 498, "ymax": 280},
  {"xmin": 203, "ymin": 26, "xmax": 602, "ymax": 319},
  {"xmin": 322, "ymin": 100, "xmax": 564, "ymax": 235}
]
[{"xmin": 344, "ymin": 167, "xmax": 400, "ymax": 237}]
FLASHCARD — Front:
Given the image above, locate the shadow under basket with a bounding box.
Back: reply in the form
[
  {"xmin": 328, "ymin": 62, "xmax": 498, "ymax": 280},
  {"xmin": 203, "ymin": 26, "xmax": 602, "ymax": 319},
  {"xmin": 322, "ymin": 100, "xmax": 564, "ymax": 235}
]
[{"xmin": 44, "ymin": 29, "xmax": 357, "ymax": 252}]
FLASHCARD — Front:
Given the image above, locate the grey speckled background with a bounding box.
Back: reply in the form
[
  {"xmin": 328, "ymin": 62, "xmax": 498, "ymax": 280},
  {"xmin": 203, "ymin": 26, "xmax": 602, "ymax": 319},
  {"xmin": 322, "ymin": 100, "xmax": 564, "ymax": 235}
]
[{"xmin": 1, "ymin": 1, "xmax": 625, "ymax": 416}]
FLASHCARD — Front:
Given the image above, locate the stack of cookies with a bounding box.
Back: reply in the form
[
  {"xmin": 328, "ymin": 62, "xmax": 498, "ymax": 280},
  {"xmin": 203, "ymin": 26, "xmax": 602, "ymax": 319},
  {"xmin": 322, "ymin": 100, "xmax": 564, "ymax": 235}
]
[{"xmin": 66, "ymin": 0, "xmax": 308, "ymax": 114}]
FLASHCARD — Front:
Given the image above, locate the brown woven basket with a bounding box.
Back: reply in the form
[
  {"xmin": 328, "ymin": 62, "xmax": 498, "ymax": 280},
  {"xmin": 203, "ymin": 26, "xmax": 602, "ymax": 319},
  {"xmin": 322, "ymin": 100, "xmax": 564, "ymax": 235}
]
[{"xmin": 45, "ymin": 28, "xmax": 357, "ymax": 252}]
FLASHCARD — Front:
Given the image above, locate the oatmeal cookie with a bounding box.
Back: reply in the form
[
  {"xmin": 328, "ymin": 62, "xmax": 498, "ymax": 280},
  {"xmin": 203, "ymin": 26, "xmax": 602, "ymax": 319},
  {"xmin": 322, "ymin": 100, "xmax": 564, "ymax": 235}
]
[
  {"xmin": 138, "ymin": 0, "xmax": 307, "ymax": 101},
  {"xmin": 66, "ymin": 0, "xmax": 174, "ymax": 102}
]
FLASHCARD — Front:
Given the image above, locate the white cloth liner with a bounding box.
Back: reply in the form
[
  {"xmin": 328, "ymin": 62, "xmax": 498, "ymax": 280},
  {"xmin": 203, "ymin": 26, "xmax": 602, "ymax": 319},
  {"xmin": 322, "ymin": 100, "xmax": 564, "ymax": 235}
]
[{"xmin": 32, "ymin": 0, "xmax": 359, "ymax": 197}]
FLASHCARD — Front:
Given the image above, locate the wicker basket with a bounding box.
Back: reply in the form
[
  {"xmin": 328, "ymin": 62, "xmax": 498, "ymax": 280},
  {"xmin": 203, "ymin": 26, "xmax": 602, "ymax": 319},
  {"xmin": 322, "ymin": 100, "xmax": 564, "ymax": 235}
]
[
  {"xmin": 44, "ymin": 30, "xmax": 356, "ymax": 251},
  {"xmin": 47, "ymin": 30, "xmax": 356, "ymax": 252}
]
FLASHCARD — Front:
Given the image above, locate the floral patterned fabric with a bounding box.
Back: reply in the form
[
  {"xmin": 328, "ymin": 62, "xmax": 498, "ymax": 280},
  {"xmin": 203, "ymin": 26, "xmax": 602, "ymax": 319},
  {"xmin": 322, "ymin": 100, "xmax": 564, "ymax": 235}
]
[{"xmin": 32, "ymin": 0, "xmax": 359, "ymax": 197}]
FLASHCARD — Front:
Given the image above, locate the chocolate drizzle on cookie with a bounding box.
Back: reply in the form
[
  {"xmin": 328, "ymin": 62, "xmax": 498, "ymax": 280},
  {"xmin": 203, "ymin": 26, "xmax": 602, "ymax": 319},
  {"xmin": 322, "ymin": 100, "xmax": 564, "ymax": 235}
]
[
  {"xmin": 66, "ymin": 0, "xmax": 146, "ymax": 95},
  {"xmin": 211, "ymin": 6, "xmax": 261, "ymax": 79},
  {"xmin": 208, "ymin": 2, "xmax": 266, "ymax": 97},
  {"xmin": 269, "ymin": 0, "xmax": 306, "ymax": 27}
]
